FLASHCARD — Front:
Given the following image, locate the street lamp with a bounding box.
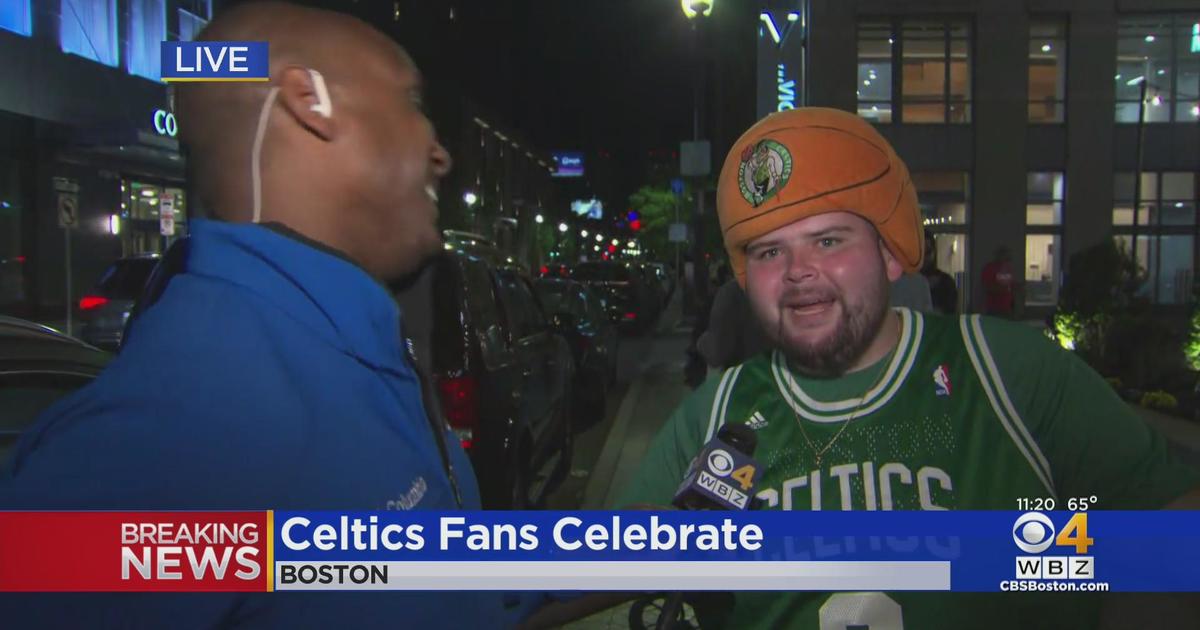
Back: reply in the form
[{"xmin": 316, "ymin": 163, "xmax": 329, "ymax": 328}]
[
  {"xmin": 681, "ymin": 0, "xmax": 713, "ymax": 19},
  {"xmin": 535, "ymin": 214, "xmax": 544, "ymax": 224},
  {"xmin": 463, "ymin": 191, "xmax": 478, "ymax": 206},
  {"xmin": 581, "ymin": 230, "xmax": 589, "ymax": 238},
  {"xmin": 681, "ymin": 0, "xmax": 715, "ymax": 317},
  {"xmin": 558, "ymin": 222, "xmax": 568, "ymax": 233},
  {"xmin": 595, "ymin": 234, "xmax": 603, "ymax": 242}
]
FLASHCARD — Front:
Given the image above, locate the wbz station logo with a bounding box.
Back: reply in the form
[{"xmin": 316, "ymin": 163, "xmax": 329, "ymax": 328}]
[
  {"xmin": 1012, "ymin": 512, "xmax": 1095, "ymax": 580},
  {"xmin": 697, "ymin": 449, "xmax": 757, "ymax": 509}
]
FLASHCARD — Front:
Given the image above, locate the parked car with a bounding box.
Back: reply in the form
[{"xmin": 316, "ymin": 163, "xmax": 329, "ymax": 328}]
[
  {"xmin": 0, "ymin": 316, "xmax": 110, "ymax": 464},
  {"xmin": 534, "ymin": 278, "xmax": 619, "ymax": 426},
  {"xmin": 396, "ymin": 236, "xmax": 576, "ymax": 509},
  {"xmin": 572, "ymin": 261, "xmax": 658, "ymax": 333},
  {"xmin": 78, "ymin": 254, "xmax": 161, "ymax": 350},
  {"xmin": 537, "ymin": 263, "xmax": 571, "ymax": 279}
]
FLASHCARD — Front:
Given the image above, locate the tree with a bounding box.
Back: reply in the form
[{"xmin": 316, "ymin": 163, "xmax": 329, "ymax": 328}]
[
  {"xmin": 628, "ymin": 185, "xmax": 679, "ymax": 259},
  {"xmin": 628, "ymin": 180, "xmax": 725, "ymax": 265}
]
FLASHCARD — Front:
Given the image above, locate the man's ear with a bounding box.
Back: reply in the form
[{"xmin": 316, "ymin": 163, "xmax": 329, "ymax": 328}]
[
  {"xmin": 276, "ymin": 66, "xmax": 336, "ymax": 141},
  {"xmin": 880, "ymin": 239, "xmax": 904, "ymax": 282}
]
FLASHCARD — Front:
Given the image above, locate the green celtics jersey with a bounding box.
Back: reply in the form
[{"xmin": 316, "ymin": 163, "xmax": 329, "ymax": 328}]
[{"xmin": 619, "ymin": 308, "xmax": 1200, "ymax": 630}]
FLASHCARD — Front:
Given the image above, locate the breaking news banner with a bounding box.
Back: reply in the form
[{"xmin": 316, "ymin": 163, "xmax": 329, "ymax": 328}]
[{"xmin": 0, "ymin": 511, "xmax": 1198, "ymax": 593}]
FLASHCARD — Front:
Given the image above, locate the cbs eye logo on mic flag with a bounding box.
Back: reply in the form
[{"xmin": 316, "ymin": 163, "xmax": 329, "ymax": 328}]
[{"xmin": 161, "ymin": 41, "xmax": 269, "ymax": 82}]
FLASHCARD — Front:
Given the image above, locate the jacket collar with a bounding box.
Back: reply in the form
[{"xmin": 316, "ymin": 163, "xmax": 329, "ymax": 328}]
[{"xmin": 185, "ymin": 218, "xmax": 407, "ymax": 373}]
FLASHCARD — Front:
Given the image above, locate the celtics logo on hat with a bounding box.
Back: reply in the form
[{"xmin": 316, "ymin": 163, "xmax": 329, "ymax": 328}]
[{"xmin": 738, "ymin": 139, "xmax": 793, "ymax": 207}]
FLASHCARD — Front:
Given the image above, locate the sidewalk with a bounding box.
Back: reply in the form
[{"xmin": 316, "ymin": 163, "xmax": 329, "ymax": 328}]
[{"xmin": 1134, "ymin": 405, "xmax": 1200, "ymax": 471}]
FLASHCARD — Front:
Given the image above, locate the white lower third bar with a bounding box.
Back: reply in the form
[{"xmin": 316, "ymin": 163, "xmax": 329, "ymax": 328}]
[{"xmin": 274, "ymin": 561, "xmax": 951, "ymax": 591}]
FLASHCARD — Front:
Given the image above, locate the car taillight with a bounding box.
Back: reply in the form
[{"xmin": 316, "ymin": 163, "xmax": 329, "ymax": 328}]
[
  {"xmin": 437, "ymin": 375, "xmax": 479, "ymax": 450},
  {"xmin": 539, "ymin": 265, "xmax": 548, "ymax": 276},
  {"xmin": 623, "ymin": 312, "xmax": 637, "ymax": 320},
  {"xmin": 79, "ymin": 295, "xmax": 109, "ymax": 311}
]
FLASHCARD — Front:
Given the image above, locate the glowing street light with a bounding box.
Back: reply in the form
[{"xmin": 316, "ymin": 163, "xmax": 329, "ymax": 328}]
[
  {"xmin": 681, "ymin": 0, "xmax": 713, "ymax": 19},
  {"xmin": 558, "ymin": 222, "xmax": 568, "ymax": 233},
  {"xmin": 581, "ymin": 230, "xmax": 589, "ymax": 238},
  {"xmin": 463, "ymin": 191, "xmax": 478, "ymax": 206},
  {"xmin": 535, "ymin": 214, "xmax": 544, "ymax": 224}
]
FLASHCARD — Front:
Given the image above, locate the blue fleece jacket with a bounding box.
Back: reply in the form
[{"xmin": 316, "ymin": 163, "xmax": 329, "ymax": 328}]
[{"xmin": 0, "ymin": 219, "xmax": 510, "ymax": 628}]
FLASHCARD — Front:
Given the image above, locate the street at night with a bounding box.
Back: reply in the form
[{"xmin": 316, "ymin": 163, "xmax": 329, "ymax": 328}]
[{"xmin": 5, "ymin": 0, "xmax": 1200, "ymax": 628}]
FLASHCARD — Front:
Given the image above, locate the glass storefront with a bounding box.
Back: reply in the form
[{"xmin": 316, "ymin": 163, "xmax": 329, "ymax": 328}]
[{"xmin": 119, "ymin": 179, "xmax": 186, "ymax": 256}]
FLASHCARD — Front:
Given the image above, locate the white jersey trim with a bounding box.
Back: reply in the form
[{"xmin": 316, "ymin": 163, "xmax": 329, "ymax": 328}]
[
  {"xmin": 960, "ymin": 315, "xmax": 1056, "ymax": 497},
  {"xmin": 772, "ymin": 309, "xmax": 925, "ymax": 424},
  {"xmin": 705, "ymin": 365, "xmax": 744, "ymax": 442}
]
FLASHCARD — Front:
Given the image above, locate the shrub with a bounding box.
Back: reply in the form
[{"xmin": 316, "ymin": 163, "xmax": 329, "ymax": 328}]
[{"xmin": 1140, "ymin": 390, "xmax": 1179, "ymax": 410}]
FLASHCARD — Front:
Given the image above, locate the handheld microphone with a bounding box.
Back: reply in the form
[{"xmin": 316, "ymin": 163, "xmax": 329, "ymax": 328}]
[
  {"xmin": 657, "ymin": 424, "xmax": 760, "ymax": 630},
  {"xmin": 671, "ymin": 423, "xmax": 762, "ymax": 511}
]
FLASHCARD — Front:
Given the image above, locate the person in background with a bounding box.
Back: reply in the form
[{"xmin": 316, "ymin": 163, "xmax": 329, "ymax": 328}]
[
  {"xmin": 982, "ymin": 245, "xmax": 1016, "ymax": 317},
  {"xmin": 921, "ymin": 228, "xmax": 959, "ymax": 314}
]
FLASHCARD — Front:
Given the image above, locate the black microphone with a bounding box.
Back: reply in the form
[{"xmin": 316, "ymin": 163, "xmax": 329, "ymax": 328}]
[
  {"xmin": 671, "ymin": 423, "xmax": 761, "ymax": 511},
  {"xmin": 657, "ymin": 424, "xmax": 761, "ymax": 630}
]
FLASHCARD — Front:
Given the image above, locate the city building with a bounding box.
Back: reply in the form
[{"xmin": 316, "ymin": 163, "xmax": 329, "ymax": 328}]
[
  {"xmin": 759, "ymin": 0, "xmax": 1200, "ymax": 316},
  {"xmin": 0, "ymin": 0, "xmax": 212, "ymax": 319},
  {"xmin": 0, "ymin": 0, "xmax": 559, "ymax": 321}
]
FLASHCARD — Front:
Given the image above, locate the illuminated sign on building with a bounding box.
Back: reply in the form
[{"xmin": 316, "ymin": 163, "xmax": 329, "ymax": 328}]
[
  {"xmin": 777, "ymin": 64, "xmax": 796, "ymax": 111},
  {"xmin": 153, "ymin": 110, "xmax": 178, "ymax": 137},
  {"xmin": 757, "ymin": 5, "xmax": 806, "ymax": 120}
]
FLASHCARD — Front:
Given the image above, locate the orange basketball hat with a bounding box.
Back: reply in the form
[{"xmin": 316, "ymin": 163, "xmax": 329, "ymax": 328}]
[{"xmin": 716, "ymin": 107, "xmax": 924, "ymax": 286}]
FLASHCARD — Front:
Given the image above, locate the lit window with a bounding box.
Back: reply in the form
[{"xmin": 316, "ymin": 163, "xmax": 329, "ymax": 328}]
[
  {"xmin": 856, "ymin": 17, "xmax": 971, "ymax": 124},
  {"xmin": 916, "ymin": 172, "xmax": 971, "ymax": 311},
  {"xmin": 1113, "ymin": 172, "xmax": 1196, "ymax": 304},
  {"xmin": 60, "ymin": 0, "xmax": 119, "ymax": 67},
  {"xmin": 1115, "ymin": 14, "xmax": 1200, "ymax": 123},
  {"xmin": 1028, "ymin": 19, "xmax": 1067, "ymax": 123},
  {"xmin": 128, "ymin": 0, "xmax": 167, "ymax": 81},
  {"xmin": 1025, "ymin": 173, "xmax": 1065, "ymax": 307},
  {"xmin": 177, "ymin": 0, "xmax": 211, "ymax": 41},
  {"xmin": 0, "ymin": 0, "xmax": 32, "ymax": 36}
]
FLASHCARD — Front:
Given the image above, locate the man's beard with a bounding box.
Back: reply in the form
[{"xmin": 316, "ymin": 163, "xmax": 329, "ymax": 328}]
[{"xmin": 770, "ymin": 278, "xmax": 890, "ymax": 379}]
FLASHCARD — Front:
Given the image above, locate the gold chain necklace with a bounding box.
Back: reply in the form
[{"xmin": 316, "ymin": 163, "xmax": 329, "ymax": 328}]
[{"xmin": 788, "ymin": 315, "xmax": 897, "ymax": 468}]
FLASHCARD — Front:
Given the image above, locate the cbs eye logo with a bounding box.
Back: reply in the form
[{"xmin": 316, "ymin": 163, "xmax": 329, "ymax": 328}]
[
  {"xmin": 1012, "ymin": 512, "xmax": 1094, "ymax": 554},
  {"xmin": 1013, "ymin": 512, "xmax": 1056, "ymax": 553},
  {"xmin": 705, "ymin": 449, "xmax": 756, "ymax": 492},
  {"xmin": 707, "ymin": 450, "xmax": 735, "ymax": 476}
]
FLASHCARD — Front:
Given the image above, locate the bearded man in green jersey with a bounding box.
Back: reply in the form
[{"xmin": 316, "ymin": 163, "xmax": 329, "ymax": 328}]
[{"xmin": 617, "ymin": 108, "xmax": 1200, "ymax": 630}]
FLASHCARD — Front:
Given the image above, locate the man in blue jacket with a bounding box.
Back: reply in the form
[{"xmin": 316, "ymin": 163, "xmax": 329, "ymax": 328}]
[{"xmin": 0, "ymin": 2, "xmax": 513, "ymax": 627}]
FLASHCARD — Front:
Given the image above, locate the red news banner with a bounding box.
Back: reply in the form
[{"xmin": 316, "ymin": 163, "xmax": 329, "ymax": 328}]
[{"xmin": 0, "ymin": 512, "xmax": 271, "ymax": 592}]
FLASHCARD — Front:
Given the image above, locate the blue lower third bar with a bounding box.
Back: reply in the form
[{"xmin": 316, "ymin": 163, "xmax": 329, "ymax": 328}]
[{"xmin": 273, "ymin": 561, "xmax": 952, "ymax": 591}]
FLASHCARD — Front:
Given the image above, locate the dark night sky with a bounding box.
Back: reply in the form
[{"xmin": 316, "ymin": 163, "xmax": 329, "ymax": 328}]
[
  {"xmin": 499, "ymin": 0, "xmax": 698, "ymax": 155},
  {"xmin": 290, "ymin": 0, "xmax": 756, "ymax": 205}
]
